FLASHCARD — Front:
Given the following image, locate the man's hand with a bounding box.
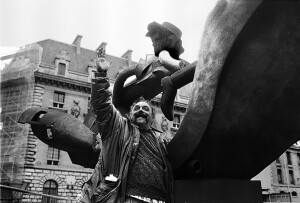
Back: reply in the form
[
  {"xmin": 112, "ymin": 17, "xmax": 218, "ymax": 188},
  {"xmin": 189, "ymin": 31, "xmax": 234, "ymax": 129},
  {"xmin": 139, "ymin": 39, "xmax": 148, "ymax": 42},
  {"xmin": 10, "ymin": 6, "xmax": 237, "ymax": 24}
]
[{"xmin": 96, "ymin": 57, "xmax": 110, "ymax": 72}]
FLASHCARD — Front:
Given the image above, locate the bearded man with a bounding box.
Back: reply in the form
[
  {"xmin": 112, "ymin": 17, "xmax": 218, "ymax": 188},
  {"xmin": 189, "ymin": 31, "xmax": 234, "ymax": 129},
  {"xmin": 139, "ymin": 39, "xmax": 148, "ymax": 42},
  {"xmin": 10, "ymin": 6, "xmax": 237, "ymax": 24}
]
[
  {"xmin": 84, "ymin": 61, "xmax": 173, "ymax": 203},
  {"xmin": 80, "ymin": 21, "xmax": 186, "ymax": 203}
]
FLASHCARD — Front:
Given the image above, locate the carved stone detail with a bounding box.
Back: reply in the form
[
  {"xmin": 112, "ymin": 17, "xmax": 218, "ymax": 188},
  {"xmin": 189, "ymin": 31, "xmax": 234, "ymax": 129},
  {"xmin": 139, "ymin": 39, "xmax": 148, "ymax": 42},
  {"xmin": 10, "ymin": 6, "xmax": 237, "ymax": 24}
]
[
  {"xmin": 55, "ymin": 50, "xmax": 70, "ymax": 62},
  {"xmin": 71, "ymin": 100, "xmax": 81, "ymax": 118}
]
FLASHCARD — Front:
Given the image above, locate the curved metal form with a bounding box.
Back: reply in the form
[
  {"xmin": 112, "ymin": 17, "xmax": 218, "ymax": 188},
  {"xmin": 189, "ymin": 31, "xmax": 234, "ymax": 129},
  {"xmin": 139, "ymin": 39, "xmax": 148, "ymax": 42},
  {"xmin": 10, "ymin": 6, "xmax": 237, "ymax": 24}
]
[
  {"xmin": 168, "ymin": 0, "xmax": 300, "ymax": 179},
  {"xmin": 18, "ymin": 108, "xmax": 99, "ymax": 168}
]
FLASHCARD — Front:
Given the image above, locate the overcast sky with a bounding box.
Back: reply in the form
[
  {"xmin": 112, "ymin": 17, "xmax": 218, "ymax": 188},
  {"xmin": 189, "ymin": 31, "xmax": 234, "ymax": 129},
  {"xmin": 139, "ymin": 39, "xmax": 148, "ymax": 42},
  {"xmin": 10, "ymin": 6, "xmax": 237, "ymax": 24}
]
[{"xmin": 0, "ymin": 0, "xmax": 218, "ymax": 63}]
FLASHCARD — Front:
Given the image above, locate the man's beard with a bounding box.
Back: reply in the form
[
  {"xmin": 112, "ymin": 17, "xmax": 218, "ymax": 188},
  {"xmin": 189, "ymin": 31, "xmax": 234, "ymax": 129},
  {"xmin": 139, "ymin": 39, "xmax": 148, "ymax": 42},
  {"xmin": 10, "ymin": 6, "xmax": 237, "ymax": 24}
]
[{"xmin": 131, "ymin": 111, "xmax": 152, "ymax": 128}]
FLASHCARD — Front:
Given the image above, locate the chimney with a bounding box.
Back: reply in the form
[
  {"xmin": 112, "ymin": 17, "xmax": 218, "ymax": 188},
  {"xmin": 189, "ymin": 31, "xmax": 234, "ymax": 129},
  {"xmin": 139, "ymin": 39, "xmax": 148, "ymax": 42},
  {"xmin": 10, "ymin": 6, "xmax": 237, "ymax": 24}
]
[
  {"xmin": 122, "ymin": 49, "xmax": 133, "ymax": 66},
  {"xmin": 72, "ymin": 35, "xmax": 83, "ymax": 54}
]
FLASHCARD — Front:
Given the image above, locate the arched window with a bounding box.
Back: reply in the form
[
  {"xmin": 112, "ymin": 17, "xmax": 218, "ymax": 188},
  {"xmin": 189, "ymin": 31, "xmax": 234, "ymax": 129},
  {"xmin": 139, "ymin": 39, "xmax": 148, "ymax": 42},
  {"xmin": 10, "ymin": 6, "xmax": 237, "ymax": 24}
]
[
  {"xmin": 42, "ymin": 180, "xmax": 58, "ymax": 203},
  {"xmin": 292, "ymin": 191, "xmax": 298, "ymax": 197}
]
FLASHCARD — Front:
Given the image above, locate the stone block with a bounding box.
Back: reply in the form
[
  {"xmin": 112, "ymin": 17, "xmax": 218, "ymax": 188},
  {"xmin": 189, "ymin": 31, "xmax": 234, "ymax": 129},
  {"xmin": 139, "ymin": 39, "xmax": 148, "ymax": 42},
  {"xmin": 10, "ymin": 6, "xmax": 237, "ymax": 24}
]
[
  {"xmin": 58, "ymin": 188, "xmax": 65, "ymax": 193},
  {"xmin": 36, "ymin": 187, "xmax": 43, "ymax": 192},
  {"xmin": 34, "ymin": 184, "xmax": 40, "ymax": 188},
  {"xmin": 25, "ymin": 168, "xmax": 35, "ymax": 172},
  {"xmin": 31, "ymin": 179, "xmax": 39, "ymax": 184}
]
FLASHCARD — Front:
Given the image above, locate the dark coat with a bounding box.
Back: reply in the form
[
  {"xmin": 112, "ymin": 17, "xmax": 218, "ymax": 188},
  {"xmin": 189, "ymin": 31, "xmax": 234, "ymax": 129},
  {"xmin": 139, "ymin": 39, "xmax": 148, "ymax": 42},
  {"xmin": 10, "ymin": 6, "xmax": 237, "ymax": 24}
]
[{"xmin": 81, "ymin": 73, "xmax": 174, "ymax": 203}]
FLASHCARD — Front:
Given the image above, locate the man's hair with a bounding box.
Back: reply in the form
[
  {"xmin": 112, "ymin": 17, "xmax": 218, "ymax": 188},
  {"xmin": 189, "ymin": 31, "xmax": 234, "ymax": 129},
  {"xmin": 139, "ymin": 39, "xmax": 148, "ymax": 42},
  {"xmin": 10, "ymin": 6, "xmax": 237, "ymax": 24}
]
[{"xmin": 130, "ymin": 97, "xmax": 156, "ymax": 119}]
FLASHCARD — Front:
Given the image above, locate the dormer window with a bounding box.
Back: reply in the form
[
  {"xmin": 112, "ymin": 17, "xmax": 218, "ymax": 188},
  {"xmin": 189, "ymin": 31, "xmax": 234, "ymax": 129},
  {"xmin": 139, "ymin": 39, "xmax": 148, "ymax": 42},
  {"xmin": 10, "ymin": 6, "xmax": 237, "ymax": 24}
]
[
  {"xmin": 87, "ymin": 57, "xmax": 97, "ymax": 82},
  {"xmin": 55, "ymin": 50, "xmax": 70, "ymax": 77},
  {"xmin": 88, "ymin": 66, "xmax": 97, "ymax": 82},
  {"xmin": 57, "ymin": 63, "xmax": 66, "ymax": 76}
]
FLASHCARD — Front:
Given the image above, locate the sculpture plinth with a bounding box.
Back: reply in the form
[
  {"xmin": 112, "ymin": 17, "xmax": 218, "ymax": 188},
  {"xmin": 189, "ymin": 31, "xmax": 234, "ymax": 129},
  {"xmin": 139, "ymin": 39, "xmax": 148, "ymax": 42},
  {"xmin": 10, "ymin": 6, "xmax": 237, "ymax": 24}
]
[{"xmin": 174, "ymin": 180, "xmax": 262, "ymax": 203}]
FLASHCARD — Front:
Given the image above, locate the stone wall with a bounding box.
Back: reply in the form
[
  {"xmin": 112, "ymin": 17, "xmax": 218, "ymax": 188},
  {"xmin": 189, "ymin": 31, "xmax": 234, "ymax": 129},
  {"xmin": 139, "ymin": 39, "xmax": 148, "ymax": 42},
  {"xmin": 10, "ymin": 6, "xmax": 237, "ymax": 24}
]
[{"xmin": 22, "ymin": 167, "xmax": 92, "ymax": 202}]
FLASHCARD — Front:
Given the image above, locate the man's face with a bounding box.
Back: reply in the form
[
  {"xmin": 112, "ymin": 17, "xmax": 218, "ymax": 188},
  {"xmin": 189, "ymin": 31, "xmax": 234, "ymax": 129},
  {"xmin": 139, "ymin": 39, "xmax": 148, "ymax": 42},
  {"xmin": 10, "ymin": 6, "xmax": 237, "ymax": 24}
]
[{"xmin": 130, "ymin": 101, "xmax": 153, "ymax": 129}]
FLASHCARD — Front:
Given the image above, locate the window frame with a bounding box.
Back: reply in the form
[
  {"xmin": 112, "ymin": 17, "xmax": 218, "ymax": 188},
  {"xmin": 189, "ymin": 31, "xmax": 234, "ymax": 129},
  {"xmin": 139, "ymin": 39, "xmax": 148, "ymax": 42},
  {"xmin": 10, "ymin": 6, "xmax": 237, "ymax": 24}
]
[
  {"xmin": 173, "ymin": 114, "xmax": 181, "ymax": 129},
  {"xmin": 52, "ymin": 91, "xmax": 65, "ymax": 109},
  {"xmin": 57, "ymin": 62, "xmax": 66, "ymax": 76},
  {"xmin": 47, "ymin": 146, "xmax": 60, "ymax": 166},
  {"xmin": 286, "ymin": 151, "xmax": 292, "ymax": 165},
  {"xmin": 87, "ymin": 66, "xmax": 97, "ymax": 82},
  {"xmin": 42, "ymin": 180, "xmax": 58, "ymax": 203},
  {"xmin": 277, "ymin": 168, "xmax": 283, "ymax": 184},
  {"xmin": 289, "ymin": 170, "xmax": 295, "ymax": 185}
]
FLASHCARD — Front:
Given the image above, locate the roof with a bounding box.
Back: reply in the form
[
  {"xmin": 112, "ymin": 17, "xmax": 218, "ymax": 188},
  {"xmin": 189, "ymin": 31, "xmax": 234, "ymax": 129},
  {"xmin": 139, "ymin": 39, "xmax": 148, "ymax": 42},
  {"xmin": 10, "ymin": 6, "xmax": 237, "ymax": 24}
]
[
  {"xmin": 35, "ymin": 38, "xmax": 190, "ymax": 98},
  {"xmin": 36, "ymin": 39, "xmax": 134, "ymax": 79}
]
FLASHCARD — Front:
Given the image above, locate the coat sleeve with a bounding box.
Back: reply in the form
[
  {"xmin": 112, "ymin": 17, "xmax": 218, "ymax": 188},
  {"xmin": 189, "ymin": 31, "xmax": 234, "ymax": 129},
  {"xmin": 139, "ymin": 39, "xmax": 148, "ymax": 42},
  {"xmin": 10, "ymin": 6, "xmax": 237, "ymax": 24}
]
[
  {"xmin": 90, "ymin": 71, "xmax": 135, "ymax": 179},
  {"xmin": 91, "ymin": 72, "xmax": 124, "ymax": 140}
]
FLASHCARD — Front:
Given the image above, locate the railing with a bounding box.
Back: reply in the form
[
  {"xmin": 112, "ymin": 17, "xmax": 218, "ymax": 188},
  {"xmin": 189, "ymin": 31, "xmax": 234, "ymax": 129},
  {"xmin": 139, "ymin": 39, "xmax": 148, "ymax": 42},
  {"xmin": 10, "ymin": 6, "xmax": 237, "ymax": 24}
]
[{"xmin": 0, "ymin": 184, "xmax": 77, "ymax": 202}]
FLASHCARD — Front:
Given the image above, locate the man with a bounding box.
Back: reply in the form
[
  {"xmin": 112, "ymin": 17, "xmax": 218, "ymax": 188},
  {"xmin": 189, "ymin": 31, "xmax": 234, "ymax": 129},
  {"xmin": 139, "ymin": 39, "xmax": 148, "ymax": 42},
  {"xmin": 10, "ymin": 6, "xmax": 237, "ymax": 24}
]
[
  {"xmin": 80, "ymin": 22, "xmax": 184, "ymax": 203},
  {"xmin": 87, "ymin": 60, "xmax": 173, "ymax": 203}
]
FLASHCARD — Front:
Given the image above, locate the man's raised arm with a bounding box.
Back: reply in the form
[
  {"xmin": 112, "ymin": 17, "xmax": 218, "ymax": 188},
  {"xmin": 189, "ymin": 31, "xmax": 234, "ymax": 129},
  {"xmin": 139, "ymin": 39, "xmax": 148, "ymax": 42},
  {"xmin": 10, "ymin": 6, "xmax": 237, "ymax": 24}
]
[{"xmin": 90, "ymin": 57, "xmax": 114, "ymax": 137}]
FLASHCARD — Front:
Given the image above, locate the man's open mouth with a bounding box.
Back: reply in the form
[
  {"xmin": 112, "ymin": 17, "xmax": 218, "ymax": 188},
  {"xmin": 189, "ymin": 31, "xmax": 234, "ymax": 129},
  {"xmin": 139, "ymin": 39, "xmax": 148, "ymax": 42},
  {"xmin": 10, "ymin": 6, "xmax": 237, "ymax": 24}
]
[{"xmin": 134, "ymin": 112, "xmax": 147, "ymax": 118}]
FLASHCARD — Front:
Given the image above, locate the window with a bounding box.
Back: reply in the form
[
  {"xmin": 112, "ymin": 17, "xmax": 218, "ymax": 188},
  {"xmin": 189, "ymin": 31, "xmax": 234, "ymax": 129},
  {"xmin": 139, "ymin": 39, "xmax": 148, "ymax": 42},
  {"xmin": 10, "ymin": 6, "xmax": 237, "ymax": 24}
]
[
  {"xmin": 292, "ymin": 191, "xmax": 298, "ymax": 197},
  {"xmin": 297, "ymin": 154, "xmax": 300, "ymax": 166},
  {"xmin": 91, "ymin": 70, "xmax": 97, "ymax": 79},
  {"xmin": 173, "ymin": 114, "xmax": 181, "ymax": 129},
  {"xmin": 88, "ymin": 96, "xmax": 91, "ymax": 113},
  {"xmin": 47, "ymin": 146, "xmax": 60, "ymax": 165},
  {"xmin": 53, "ymin": 91, "xmax": 65, "ymax": 109},
  {"xmin": 277, "ymin": 169, "xmax": 283, "ymax": 184},
  {"xmin": 87, "ymin": 66, "xmax": 97, "ymax": 82},
  {"xmin": 286, "ymin": 152, "xmax": 292, "ymax": 165},
  {"xmin": 42, "ymin": 180, "xmax": 58, "ymax": 203},
  {"xmin": 55, "ymin": 50, "xmax": 70, "ymax": 77},
  {"xmin": 57, "ymin": 63, "xmax": 66, "ymax": 76},
  {"xmin": 289, "ymin": 170, "xmax": 295, "ymax": 185}
]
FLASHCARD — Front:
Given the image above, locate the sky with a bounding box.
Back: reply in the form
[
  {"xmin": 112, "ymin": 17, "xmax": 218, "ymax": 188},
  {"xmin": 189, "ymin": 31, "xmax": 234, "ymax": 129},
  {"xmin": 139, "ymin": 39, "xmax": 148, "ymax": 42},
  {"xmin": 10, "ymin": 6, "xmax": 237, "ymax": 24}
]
[{"xmin": 0, "ymin": 0, "xmax": 218, "ymax": 63}]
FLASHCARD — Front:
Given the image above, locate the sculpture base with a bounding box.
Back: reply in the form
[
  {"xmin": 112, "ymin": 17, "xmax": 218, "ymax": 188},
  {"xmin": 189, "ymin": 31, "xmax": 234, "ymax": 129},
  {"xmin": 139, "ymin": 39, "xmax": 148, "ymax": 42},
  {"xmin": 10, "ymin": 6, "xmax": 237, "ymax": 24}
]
[{"xmin": 174, "ymin": 179, "xmax": 262, "ymax": 203}]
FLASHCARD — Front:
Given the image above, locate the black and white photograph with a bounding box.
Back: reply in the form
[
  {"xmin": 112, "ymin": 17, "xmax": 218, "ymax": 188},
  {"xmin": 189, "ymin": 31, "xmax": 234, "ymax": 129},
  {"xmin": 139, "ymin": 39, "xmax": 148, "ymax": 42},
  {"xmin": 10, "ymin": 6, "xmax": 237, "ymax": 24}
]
[{"xmin": 1, "ymin": 0, "xmax": 300, "ymax": 202}]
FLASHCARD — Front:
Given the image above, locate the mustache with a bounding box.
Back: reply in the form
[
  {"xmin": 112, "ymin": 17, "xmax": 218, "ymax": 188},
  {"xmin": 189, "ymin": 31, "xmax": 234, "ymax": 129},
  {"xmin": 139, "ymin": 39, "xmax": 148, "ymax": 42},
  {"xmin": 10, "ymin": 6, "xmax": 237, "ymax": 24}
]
[{"xmin": 133, "ymin": 111, "xmax": 148, "ymax": 118}]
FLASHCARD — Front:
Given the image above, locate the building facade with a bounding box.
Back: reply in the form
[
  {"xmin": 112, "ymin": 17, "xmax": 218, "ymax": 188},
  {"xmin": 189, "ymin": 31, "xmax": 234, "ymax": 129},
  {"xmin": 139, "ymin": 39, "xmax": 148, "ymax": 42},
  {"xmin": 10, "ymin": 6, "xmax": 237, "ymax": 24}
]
[
  {"xmin": 252, "ymin": 144, "xmax": 300, "ymax": 202},
  {"xmin": 0, "ymin": 35, "xmax": 190, "ymax": 202}
]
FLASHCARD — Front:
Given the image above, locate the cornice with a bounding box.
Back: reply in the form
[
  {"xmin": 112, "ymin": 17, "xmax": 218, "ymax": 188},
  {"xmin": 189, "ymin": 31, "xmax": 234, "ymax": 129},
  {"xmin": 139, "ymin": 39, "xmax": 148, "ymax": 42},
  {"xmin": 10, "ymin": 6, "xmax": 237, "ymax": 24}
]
[
  {"xmin": 34, "ymin": 72, "xmax": 91, "ymax": 93},
  {"xmin": 34, "ymin": 72, "xmax": 188, "ymax": 111}
]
